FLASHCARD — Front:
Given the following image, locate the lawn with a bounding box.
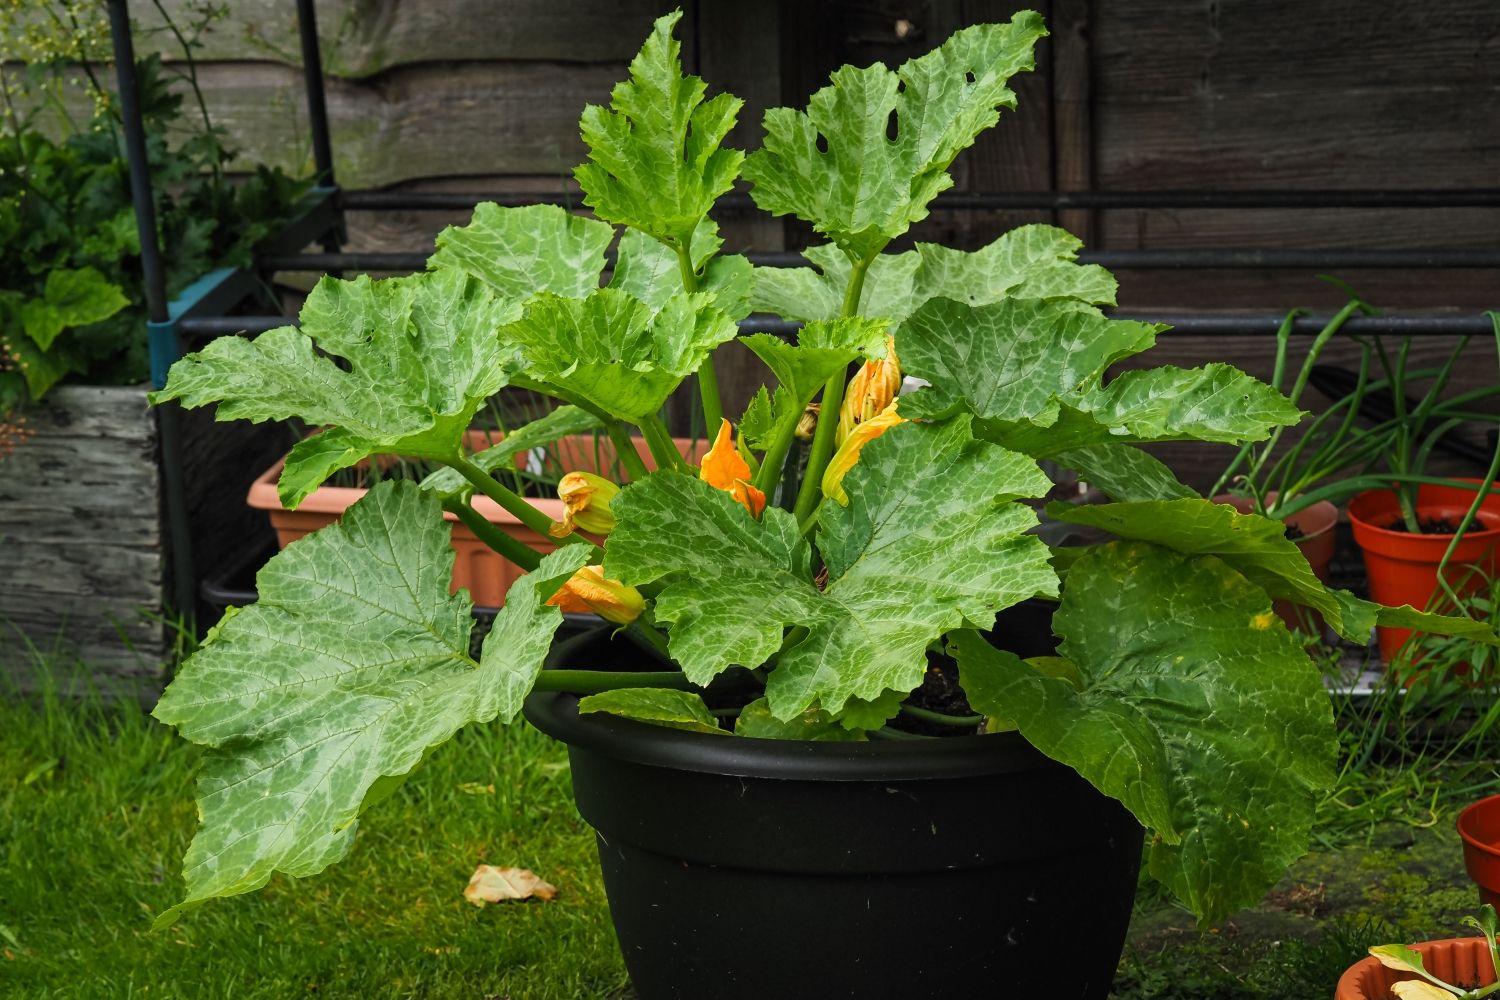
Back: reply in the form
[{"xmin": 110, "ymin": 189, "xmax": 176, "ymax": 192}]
[
  {"xmin": 3, "ymin": 643, "xmax": 1498, "ymax": 999},
  {"xmin": 0, "ymin": 653, "xmax": 629, "ymax": 999}
]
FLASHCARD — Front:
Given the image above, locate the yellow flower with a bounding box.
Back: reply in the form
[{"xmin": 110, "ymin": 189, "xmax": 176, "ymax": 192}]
[
  {"xmin": 699, "ymin": 418, "xmax": 766, "ymax": 518},
  {"xmin": 836, "ymin": 336, "xmax": 901, "ymax": 445},
  {"xmin": 546, "ymin": 565, "xmax": 644, "ymax": 625},
  {"xmin": 822, "ymin": 399, "xmax": 903, "ymax": 505},
  {"xmin": 548, "ymin": 471, "xmax": 620, "ymax": 538}
]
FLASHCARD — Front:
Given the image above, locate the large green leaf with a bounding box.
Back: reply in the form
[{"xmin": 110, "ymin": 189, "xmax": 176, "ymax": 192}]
[
  {"xmin": 19, "ymin": 267, "xmax": 128, "ymax": 351},
  {"xmin": 429, "ymin": 202, "xmax": 614, "ymax": 304},
  {"xmin": 951, "ymin": 541, "xmax": 1336, "ymax": 924},
  {"xmin": 419, "ymin": 405, "xmax": 602, "ymax": 501},
  {"xmin": 752, "ymin": 226, "xmax": 1115, "ymax": 326},
  {"xmin": 153, "ymin": 269, "xmax": 517, "ymax": 508},
  {"xmin": 900, "ymin": 296, "xmax": 1162, "ymax": 423},
  {"xmin": 734, "ymin": 697, "xmax": 866, "ymax": 741},
  {"xmin": 151, "ymin": 481, "xmax": 587, "ymax": 926},
  {"xmin": 501, "ymin": 288, "xmax": 738, "ymax": 423},
  {"xmin": 609, "ymin": 225, "xmax": 753, "ymax": 321},
  {"xmin": 898, "ymin": 297, "xmax": 1301, "ymax": 454},
  {"xmin": 606, "ymin": 417, "xmax": 1057, "ymax": 720},
  {"xmin": 1049, "ymin": 499, "xmax": 1500, "ymax": 646},
  {"xmin": 743, "ymin": 13, "xmax": 1047, "ymax": 260},
  {"xmin": 1050, "ymin": 444, "xmax": 1198, "ymax": 502},
  {"xmin": 574, "ymin": 10, "xmax": 743, "ymax": 250}
]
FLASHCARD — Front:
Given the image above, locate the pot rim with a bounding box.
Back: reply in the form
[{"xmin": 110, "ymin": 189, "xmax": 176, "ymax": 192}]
[
  {"xmin": 1347, "ymin": 481, "xmax": 1500, "ymax": 542},
  {"xmin": 1458, "ymin": 794, "xmax": 1500, "ymax": 860},
  {"xmin": 1336, "ymin": 936, "xmax": 1494, "ymax": 998},
  {"xmin": 522, "ymin": 687, "xmax": 1054, "ymax": 783}
]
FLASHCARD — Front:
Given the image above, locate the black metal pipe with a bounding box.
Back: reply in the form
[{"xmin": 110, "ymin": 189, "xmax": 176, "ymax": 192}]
[
  {"xmin": 258, "ymin": 247, "xmax": 1500, "ymax": 273},
  {"xmin": 338, "ymin": 188, "xmax": 1500, "ymax": 213},
  {"xmin": 178, "ymin": 312, "xmax": 1499, "ymax": 340},
  {"xmin": 108, "ymin": 0, "xmax": 196, "ymax": 625},
  {"xmin": 297, "ymin": 0, "xmax": 336, "ymax": 187}
]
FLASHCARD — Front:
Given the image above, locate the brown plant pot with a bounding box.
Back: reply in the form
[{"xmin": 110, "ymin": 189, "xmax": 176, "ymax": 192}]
[
  {"xmin": 1335, "ymin": 937, "xmax": 1496, "ymax": 999},
  {"xmin": 1348, "ymin": 481, "xmax": 1500, "ymax": 662},
  {"xmin": 1214, "ymin": 493, "xmax": 1339, "ymax": 634},
  {"xmin": 1458, "ymin": 794, "xmax": 1500, "ymax": 909},
  {"xmin": 247, "ymin": 431, "xmax": 703, "ymax": 607}
]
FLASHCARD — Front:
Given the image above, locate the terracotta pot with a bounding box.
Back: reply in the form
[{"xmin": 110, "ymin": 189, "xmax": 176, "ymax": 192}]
[
  {"xmin": 248, "ymin": 431, "xmax": 703, "ymax": 607},
  {"xmin": 1347, "ymin": 481, "xmax": 1500, "ymax": 662},
  {"xmin": 1459, "ymin": 795, "xmax": 1500, "ymax": 908},
  {"xmin": 1214, "ymin": 493, "xmax": 1339, "ymax": 633},
  {"xmin": 1335, "ymin": 937, "xmax": 1495, "ymax": 999}
]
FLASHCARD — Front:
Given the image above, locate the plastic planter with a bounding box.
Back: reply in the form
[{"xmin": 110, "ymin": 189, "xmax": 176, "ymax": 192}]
[
  {"xmin": 1335, "ymin": 937, "xmax": 1496, "ymax": 998},
  {"xmin": 247, "ymin": 431, "xmax": 702, "ymax": 607},
  {"xmin": 523, "ymin": 626, "xmax": 1144, "ymax": 1000},
  {"xmin": 1348, "ymin": 481, "xmax": 1500, "ymax": 662},
  {"xmin": 1459, "ymin": 795, "xmax": 1500, "ymax": 908}
]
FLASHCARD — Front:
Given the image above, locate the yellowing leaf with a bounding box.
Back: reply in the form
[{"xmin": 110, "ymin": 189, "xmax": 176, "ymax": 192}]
[
  {"xmin": 1391, "ymin": 981, "xmax": 1460, "ymax": 999},
  {"xmin": 463, "ymin": 865, "xmax": 558, "ymax": 906},
  {"xmin": 1371, "ymin": 945, "xmax": 1429, "ymax": 975}
]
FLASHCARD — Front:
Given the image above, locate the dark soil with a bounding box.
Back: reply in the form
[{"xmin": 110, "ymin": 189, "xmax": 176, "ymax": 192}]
[
  {"xmin": 1386, "ymin": 516, "xmax": 1464, "ymax": 535},
  {"xmin": 1283, "ymin": 521, "xmax": 1306, "ymax": 541},
  {"xmin": 886, "ymin": 655, "xmax": 983, "ymax": 737}
]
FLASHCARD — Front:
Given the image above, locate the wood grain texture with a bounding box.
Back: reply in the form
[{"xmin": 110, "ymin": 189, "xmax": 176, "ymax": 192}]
[
  {"xmin": 135, "ymin": 0, "xmax": 670, "ymax": 75},
  {"xmin": 0, "ymin": 386, "xmax": 166, "ymax": 691}
]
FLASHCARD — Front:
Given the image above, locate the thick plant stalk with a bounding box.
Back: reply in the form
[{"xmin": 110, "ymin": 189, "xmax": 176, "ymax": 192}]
[
  {"xmin": 793, "ymin": 254, "xmax": 874, "ymax": 522},
  {"xmin": 450, "ymin": 457, "xmax": 594, "ymax": 547},
  {"xmin": 677, "ymin": 245, "xmax": 724, "ymax": 432},
  {"xmin": 443, "ymin": 499, "xmax": 540, "ymax": 571}
]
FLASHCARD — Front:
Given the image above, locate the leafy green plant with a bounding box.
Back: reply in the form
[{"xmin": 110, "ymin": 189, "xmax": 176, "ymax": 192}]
[
  {"xmin": 148, "ymin": 10, "xmax": 1497, "ymax": 933},
  {"xmin": 0, "ymin": 0, "xmax": 305, "ymax": 429},
  {"xmin": 1370, "ymin": 905, "xmax": 1500, "ymax": 998}
]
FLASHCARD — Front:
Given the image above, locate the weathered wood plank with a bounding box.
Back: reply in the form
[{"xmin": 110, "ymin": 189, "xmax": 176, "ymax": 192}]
[
  {"xmin": 135, "ymin": 0, "xmax": 668, "ymax": 75},
  {"xmin": 1091, "ymin": 2, "xmax": 1500, "ymax": 97},
  {"xmin": 179, "ymin": 61, "xmax": 625, "ymax": 188}
]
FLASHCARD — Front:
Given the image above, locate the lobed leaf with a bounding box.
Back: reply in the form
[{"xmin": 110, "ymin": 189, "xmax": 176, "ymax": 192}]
[
  {"xmin": 734, "ymin": 697, "xmax": 866, "ymax": 740},
  {"xmin": 153, "ymin": 269, "xmax": 517, "ymax": 508},
  {"xmin": 428, "ymin": 202, "xmax": 614, "ymax": 304},
  {"xmin": 610, "ymin": 224, "xmax": 753, "ymax": 320},
  {"xmin": 20, "ymin": 267, "xmax": 128, "ymax": 351},
  {"xmin": 607, "ymin": 417, "xmax": 1057, "ymax": 720},
  {"xmin": 1050, "ymin": 443, "xmax": 1199, "ymax": 502},
  {"xmin": 574, "ymin": 10, "xmax": 744, "ymax": 249},
  {"xmin": 952, "ymin": 541, "xmax": 1336, "ymax": 924},
  {"xmin": 502, "ymin": 288, "xmax": 739, "ymax": 423},
  {"xmin": 743, "ymin": 12, "xmax": 1047, "ymax": 260},
  {"xmin": 419, "ymin": 405, "xmax": 603, "ymax": 501},
  {"xmin": 752, "ymin": 225, "xmax": 1115, "ymax": 326},
  {"xmin": 740, "ymin": 317, "xmax": 890, "ymax": 409},
  {"xmin": 151, "ymin": 481, "xmax": 587, "ymax": 926}
]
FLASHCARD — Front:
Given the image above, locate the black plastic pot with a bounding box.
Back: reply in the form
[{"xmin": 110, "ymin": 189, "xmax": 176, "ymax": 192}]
[{"xmin": 523, "ymin": 620, "xmax": 1143, "ymax": 999}]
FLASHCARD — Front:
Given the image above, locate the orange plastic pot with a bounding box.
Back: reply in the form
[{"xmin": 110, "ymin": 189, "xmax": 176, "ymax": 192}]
[
  {"xmin": 1347, "ymin": 481, "xmax": 1500, "ymax": 662},
  {"xmin": 248, "ymin": 431, "xmax": 703, "ymax": 607},
  {"xmin": 1215, "ymin": 493, "xmax": 1339, "ymax": 633},
  {"xmin": 1335, "ymin": 937, "xmax": 1495, "ymax": 999},
  {"xmin": 1459, "ymin": 795, "xmax": 1500, "ymax": 909}
]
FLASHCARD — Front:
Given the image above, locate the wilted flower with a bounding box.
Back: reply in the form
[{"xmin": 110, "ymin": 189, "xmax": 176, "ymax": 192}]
[
  {"xmin": 822, "ymin": 399, "xmax": 904, "ymax": 505},
  {"xmin": 836, "ymin": 336, "xmax": 901, "ymax": 445},
  {"xmin": 548, "ymin": 471, "xmax": 620, "ymax": 538},
  {"xmin": 700, "ymin": 418, "xmax": 766, "ymax": 518},
  {"xmin": 796, "ymin": 402, "xmax": 820, "ymax": 440},
  {"xmin": 546, "ymin": 565, "xmax": 644, "ymax": 625}
]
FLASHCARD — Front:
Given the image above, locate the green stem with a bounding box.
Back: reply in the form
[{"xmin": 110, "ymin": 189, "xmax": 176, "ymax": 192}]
[
  {"xmin": 792, "ymin": 254, "xmax": 874, "ymax": 523},
  {"xmin": 606, "ymin": 423, "xmax": 652, "ymax": 482},
  {"xmin": 640, "ymin": 412, "xmax": 688, "ymax": 473},
  {"xmin": 898, "ymin": 704, "xmax": 983, "ymax": 727},
  {"xmin": 1430, "ymin": 313, "xmax": 1500, "ymax": 609},
  {"xmin": 443, "ymin": 499, "xmax": 541, "ymax": 571},
  {"xmin": 677, "ymin": 245, "xmax": 724, "ymax": 432},
  {"xmin": 531, "ymin": 669, "xmax": 694, "ymax": 695},
  {"xmin": 625, "ymin": 618, "xmax": 673, "ymax": 660},
  {"xmin": 752, "ymin": 405, "xmax": 803, "ymax": 497},
  {"xmin": 450, "ymin": 457, "xmax": 594, "ymax": 547}
]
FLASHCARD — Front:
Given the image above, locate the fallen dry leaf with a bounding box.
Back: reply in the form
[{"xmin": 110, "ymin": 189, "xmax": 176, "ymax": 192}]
[
  {"xmin": 463, "ymin": 865, "xmax": 558, "ymax": 906},
  {"xmin": 456, "ymin": 782, "xmax": 496, "ymax": 796}
]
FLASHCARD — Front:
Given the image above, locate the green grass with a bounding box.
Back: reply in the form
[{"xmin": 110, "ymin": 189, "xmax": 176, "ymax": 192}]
[{"xmin": 0, "ymin": 656, "xmax": 629, "ymax": 999}]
